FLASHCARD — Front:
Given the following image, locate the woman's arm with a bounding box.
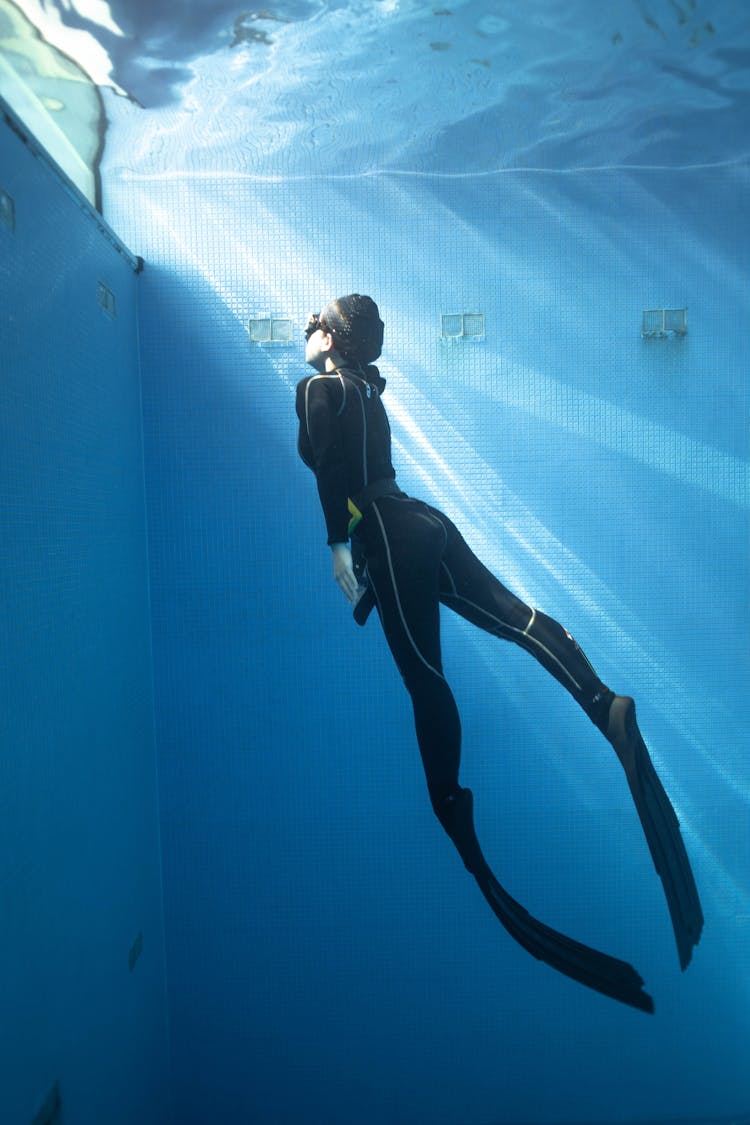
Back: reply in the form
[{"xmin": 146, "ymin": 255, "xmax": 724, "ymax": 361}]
[
  {"xmin": 330, "ymin": 542, "xmax": 360, "ymax": 603},
  {"xmin": 297, "ymin": 378, "xmax": 361, "ymax": 602},
  {"xmin": 296, "ymin": 376, "xmax": 350, "ymax": 545}
]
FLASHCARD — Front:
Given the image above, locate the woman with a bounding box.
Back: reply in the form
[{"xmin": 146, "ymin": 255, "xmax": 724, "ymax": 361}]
[{"xmin": 296, "ymin": 294, "xmax": 702, "ymax": 1013}]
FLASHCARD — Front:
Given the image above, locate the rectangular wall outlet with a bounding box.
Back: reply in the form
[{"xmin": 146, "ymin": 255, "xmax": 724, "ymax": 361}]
[
  {"xmin": 128, "ymin": 929, "xmax": 143, "ymax": 972},
  {"xmin": 31, "ymin": 1080, "xmax": 61, "ymax": 1125},
  {"xmin": 0, "ymin": 187, "xmax": 15, "ymax": 232},
  {"xmin": 248, "ymin": 316, "xmax": 293, "ymax": 344},
  {"xmin": 97, "ymin": 279, "xmax": 116, "ymax": 317}
]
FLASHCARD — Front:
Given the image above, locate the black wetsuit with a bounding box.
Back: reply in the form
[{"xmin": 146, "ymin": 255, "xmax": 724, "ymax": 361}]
[
  {"xmin": 296, "ymin": 365, "xmax": 614, "ymax": 815},
  {"xmin": 295, "ymin": 362, "xmax": 701, "ymax": 1013}
]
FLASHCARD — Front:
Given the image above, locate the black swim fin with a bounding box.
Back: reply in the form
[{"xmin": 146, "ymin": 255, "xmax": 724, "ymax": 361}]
[
  {"xmin": 439, "ymin": 788, "xmax": 654, "ymax": 1014},
  {"xmin": 607, "ymin": 696, "xmax": 703, "ymax": 970}
]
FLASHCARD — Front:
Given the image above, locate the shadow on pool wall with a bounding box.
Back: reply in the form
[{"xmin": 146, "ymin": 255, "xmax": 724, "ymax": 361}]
[
  {"xmin": 99, "ymin": 154, "xmax": 750, "ymax": 1125},
  {"xmin": 0, "ymin": 109, "xmax": 170, "ymax": 1125}
]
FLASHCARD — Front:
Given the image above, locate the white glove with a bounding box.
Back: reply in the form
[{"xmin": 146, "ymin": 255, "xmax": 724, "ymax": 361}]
[{"xmin": 330, "ymin": 542, "xmax": 361, "ymax": 604}]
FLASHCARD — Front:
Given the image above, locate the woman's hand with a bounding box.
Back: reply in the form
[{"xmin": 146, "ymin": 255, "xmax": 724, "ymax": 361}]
[{"xmin": 330, "ymin": 542, "xmax": 361, "ymax": 604}]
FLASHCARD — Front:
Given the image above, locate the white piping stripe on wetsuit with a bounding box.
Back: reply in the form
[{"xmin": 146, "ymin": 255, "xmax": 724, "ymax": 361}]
[
  {"xmin": 354, "ymin": 379, "xmax": 368, "ymax": 488},
  {"xmin": 304, "ymin": 370, "xmax": 368, "ymax": 488},
  {"xmin": 370, "ymin": 500, "xmax": 446, "ymax": 682},
  {"xmin": 440, "ymin": 560, "xmax": 457, "ymax": 595},
  {"xmin": 440, "ymin": 564, "xmax": 582, "ymax": 693},
  {"xmin": 433, "ymin": 509, "xmax": 450, "ymax": 553},
  {"xmin": 304, "ymin": 373, "xmax": 327, "ymax": 436}
]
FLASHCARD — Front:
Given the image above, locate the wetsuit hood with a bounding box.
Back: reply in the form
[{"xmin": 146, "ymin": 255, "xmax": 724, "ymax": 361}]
[{"xmin": 321, "ymin": 294, "xmax": 384, "ymax": 366}]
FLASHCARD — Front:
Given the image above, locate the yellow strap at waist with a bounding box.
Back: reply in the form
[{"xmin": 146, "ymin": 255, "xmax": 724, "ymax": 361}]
[
  {"xmin": 347, "ymin": 497, "xmax": 363, "ymax": 535},
  {"xmin": 347, "ymin": 479, "xmax": 401, "ymax": 536}
]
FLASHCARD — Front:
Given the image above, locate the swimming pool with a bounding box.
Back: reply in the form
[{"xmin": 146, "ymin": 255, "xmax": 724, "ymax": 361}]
[{"xmin": 3, "ymin": 1, "xmax": 749, "ymax": 1122}]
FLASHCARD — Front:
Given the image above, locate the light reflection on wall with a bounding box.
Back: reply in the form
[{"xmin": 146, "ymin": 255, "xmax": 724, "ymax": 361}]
[{"xmin": 0, "ymin": 0, "xmax": 108, "ymax": 206}]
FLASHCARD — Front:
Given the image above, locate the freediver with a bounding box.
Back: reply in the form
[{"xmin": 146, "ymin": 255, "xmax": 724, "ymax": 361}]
[{"xmin": 295, "ymin": 294, "xmax": 703, "ymax": 1014}]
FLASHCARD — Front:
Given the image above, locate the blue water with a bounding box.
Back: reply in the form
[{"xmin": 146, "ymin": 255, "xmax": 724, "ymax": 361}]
[{"xmin": 4, "ymin": 0, "xmax": 750, "ymax": 1122}]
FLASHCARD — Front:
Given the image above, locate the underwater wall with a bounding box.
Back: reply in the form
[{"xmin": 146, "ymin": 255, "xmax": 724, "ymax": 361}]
[{"xmin": 0, "ymin": 107, "xmax": 170, "ymax": 1125}]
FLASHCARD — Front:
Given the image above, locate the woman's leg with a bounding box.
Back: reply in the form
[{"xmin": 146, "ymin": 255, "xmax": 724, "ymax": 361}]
[
  {"xmin": 360, "ymin": 504, "xmax": 655, "ymax": 1011},
  {"xmin": 431, "ymin": 507, "xmax": 614, "ymax": 732},
  {"xmin": 361, "ymin": 498, "xmax": 462, "ymax": 811}
]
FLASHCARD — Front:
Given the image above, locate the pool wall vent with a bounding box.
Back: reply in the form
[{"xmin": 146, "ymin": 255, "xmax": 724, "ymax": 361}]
[
  {"xmin": 97, "ymin": 280, "xmax": 116, "ymax": 318},
  {"xmin": 128, "ymin": 929, "xmax": 143, "ymax": 972},
  {"xmin": 31, "ymin": 1080, "xmax": 61, "ymax": 1125},
  {"xmin": 642, "ymin": 308, "xmax": 687, "ymax": 338},
  {"xmin": 248, "ymin": 316, "xmax": 293, "ymax": 345},
  {"xmin": 441, "ymin": 312, "xmax": 485, "ymax": 342},
  {"xmin": 0, "ymin": 187, "xmax": 15, "ymax": 232}
]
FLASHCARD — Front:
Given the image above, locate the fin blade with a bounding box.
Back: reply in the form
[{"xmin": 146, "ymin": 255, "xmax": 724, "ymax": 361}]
[
  {"xmin": 441, "ymin": 785, "xmax": 654, "ymax": 1013},
  {"xmin": 619, "ymin": 700, "xmax": 704, "ymax": 969},
  {"xmin": 477, "ymin": 867, "xmax": 655, "ymax": 1014}
]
